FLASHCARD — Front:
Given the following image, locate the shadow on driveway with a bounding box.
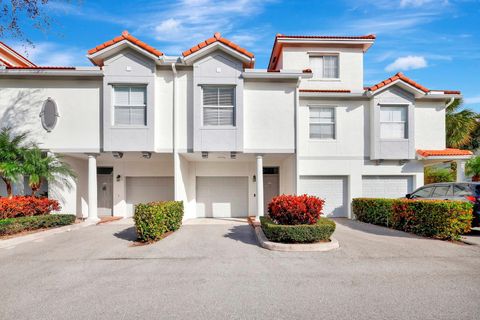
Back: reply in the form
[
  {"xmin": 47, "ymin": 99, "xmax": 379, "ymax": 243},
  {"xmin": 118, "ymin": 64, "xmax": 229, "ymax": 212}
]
[
  {"xmin": 223, "ymin": 224, "xmax": 259, "ymax": 246},
  {"xmin": 333, "ymin": 218, "xmax": 419, "ymax": 238},
  {"xmin": 113, "ymin": 226, "xmax": 138, "ymax": 242}
]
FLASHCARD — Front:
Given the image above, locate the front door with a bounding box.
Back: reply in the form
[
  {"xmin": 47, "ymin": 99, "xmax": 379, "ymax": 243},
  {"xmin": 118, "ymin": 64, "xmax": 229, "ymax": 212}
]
[
  {"xmin": 263, "ymin": 167, "xmax": 280, "ymax": 214},
  {"xmin": 97, "ymin": 167, "xmax": 113, "ymax": 216}
]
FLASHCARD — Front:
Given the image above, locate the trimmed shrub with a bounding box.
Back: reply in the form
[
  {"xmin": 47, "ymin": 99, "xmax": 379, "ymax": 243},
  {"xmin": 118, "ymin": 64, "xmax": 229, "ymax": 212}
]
[
  {"xmin": 134, "ymin": 201, "xmax": 184, "ymax": 242},
  {"xmin": 352, "ymin": 198, "xmax": 473, "ymax": 240},
  {"xmin": 0, "ymin": 214, "xmax": 76, "ymax": 236},
  {"xmin": 0, "ymin": 196, "xmax": 60, "ymax": 219},
  {"xmin": 261, "ymin": 216, "xmax": 336, "ymax": 243},
  {"xmin": 424, "ymin": 166, "xmax": 454, "ymax": 184},
  {"xmin": 268, "ymin": 194, "xmax": 325, "ymax": 225}
]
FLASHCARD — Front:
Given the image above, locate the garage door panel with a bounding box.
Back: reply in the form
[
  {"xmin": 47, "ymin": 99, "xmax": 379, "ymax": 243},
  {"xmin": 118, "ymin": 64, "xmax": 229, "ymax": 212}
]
[
  {"xmin": 196, "ymin": 177, "xmax": 248, "ymax": 218},
  {"xmin": 126, "ymin": 177, "xmax": 174, "ymax": 215},
  {"xmin": 299, "ymin": 176, "xmax": 347, "ymax": 218},
  {"xmin": 362, "ymin": 176, "xmax": 413, "ymax": 198}
]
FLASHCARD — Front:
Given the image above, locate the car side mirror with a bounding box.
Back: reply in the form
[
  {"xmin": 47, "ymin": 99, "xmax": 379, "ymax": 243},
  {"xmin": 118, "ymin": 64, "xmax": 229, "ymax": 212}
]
[{"xmin": 405, "ymin": 193, "xmax": 412, "ymax": 199}]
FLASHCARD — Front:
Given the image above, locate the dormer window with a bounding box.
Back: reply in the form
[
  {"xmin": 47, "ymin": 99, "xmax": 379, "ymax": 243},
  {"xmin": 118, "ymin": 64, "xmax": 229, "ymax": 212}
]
[
  {"xmin": 202, "ymin": 86, "xmax": 235, "ymax": 126},
  {"xmin": 113, "ymin": 85, "xmax": 147, "ymax": 126},
  {"xmin": 309, "ymin": 54, "xmax": 339, "ymax": 79},
  {"xmin": 380, "ymin": 105, "xmax": 408, "ymax": 139}
]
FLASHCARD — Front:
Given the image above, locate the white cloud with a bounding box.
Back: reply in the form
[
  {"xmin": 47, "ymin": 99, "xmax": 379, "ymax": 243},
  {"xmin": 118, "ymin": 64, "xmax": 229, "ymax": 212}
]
[
  {"xmin": 400, "ymin": 0, "xmax": 448, "ymax": 7},
  {"xmin": 385, "ymin": 55, "xmax": 428, "ymax": 72},
  {"xmin": 12, "ymin": 42, "xmax": 89, "ymax": 66},
  {"xmin": 136, "ymin": 0, "xmax": 273, "ymax": 55},
  {"xmin": 465, "ymin": 96, "xmax": 480, "ymax": 105}
]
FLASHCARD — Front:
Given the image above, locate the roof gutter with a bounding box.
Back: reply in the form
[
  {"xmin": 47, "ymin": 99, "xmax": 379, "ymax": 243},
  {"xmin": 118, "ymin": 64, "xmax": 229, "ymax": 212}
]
[
  {"xmin": 0, "ymin": 68, "xmax": 103, "ymax": 77},
  {"xmin": 242, "ymin": 71, "xmax": 312, "ymax": 80}
]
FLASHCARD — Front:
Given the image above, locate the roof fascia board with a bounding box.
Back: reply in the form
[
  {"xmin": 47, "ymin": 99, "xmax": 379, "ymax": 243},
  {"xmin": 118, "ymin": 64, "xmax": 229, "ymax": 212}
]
[
  {"xmin": 0, "ymin": 69, "xmax": 104, "ymax": 77},
  {"xmin": 369, "ymin": 79, "xmax": 426, "ymax": 97},
  {"xmin": 182, "ymin": 42, "xmax": 252, "ymax": 64},
  {"xmin": 87, "ymin": 40, "xmax": 160, "ymax": 63}
]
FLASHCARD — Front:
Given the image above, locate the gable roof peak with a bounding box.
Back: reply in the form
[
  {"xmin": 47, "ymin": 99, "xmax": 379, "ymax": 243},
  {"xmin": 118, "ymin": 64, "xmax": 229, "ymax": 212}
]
[{"xmin": 214, "ymin": 32, "xmax": 221, "ymax": 40}]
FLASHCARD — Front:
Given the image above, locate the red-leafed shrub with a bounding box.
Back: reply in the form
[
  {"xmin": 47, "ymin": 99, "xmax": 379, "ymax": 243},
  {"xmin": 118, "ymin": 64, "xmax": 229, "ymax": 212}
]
[
  {"xmin": 0, "ymin": 196, "xmax": 60, "ymax": 219},
  {"xmin": 267, "ymin": 194, "xmax": 325, "ymax": 225}
]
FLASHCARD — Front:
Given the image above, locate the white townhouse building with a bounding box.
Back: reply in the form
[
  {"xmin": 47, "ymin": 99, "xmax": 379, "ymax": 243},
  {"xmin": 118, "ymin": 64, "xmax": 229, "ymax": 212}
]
[{"xmin": 0, "ymin": 32, "xmax": 472, "ymax": 222}]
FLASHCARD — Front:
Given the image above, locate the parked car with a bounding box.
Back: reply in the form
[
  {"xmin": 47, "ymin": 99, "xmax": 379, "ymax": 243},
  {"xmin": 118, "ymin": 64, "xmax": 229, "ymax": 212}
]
[{"xmin": 406, "ymin": 182, "xmax": 480, "ymax": 227}]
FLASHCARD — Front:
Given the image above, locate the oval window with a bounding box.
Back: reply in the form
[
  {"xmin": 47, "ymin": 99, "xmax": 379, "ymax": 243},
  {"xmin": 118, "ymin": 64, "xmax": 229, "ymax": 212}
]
[{"xmin": 39, "ymin": 98, "xmax": 59, "ymax": 132}]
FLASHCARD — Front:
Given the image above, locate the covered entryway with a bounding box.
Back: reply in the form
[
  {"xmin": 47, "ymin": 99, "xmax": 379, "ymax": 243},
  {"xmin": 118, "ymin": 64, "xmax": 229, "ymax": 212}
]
[
  {"xmin": 196, "ymin": 176, "xmax": 249, "ymax": 218},
  {"xmin": 362, "ymin": 175, "xmax": 413, "ymax": 198},
  {"xmin": 263, "ymin": 167, "xmax": 279, "ymax": 214},
  {"xmin": 299, "ymin": 176, "xmax": 348, "ymax": 217},
  {"xmin": 97, "ymin": 167, "xmax": 113, "ymax": 216},
  {"xmin": 126, "ymin": 177, "xmax": 174, "ymax": 215}
]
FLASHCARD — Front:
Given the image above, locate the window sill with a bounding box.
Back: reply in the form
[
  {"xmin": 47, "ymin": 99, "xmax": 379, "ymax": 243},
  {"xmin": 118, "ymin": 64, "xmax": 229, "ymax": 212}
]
[
  {"xmin": 379, "ymin": 139, "xmax": 409, "ymax": 142},
  {"xmin": 200, "ymin": 126, "xmax": 237, "ymax": 130},
  {"xmin": 111, "ymin": 126, "xmax": 149, "ymax": 129},
  {"xmin": 309, "ymin": 138, "xmax": 337, "ymax": 142}
]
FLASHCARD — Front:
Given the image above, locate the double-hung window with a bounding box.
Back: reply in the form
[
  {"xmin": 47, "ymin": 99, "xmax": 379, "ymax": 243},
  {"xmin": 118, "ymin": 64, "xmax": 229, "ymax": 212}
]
[
  {"xmin": 380, "ymin": 106, "xmax": 408, "ymax": 139},
  {"xmin": 310, "ymin": 55, "xmax": 339, "ymax": 79},
  {"xmin": 203, "ymin": 87, "xmax": 235, "ymax": 126},
  {"xmin": 113, "ymin": 86, "xmax": 147, "ymax": 126},
  {"xmin": 309, "ymin": 106, "xmax": 336, "ymax": 139}
]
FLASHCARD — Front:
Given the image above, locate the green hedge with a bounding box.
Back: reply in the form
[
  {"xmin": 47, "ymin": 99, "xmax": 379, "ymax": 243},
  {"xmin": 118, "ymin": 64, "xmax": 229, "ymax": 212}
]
[
  {"xmin": 0, "ymin": 214, "xmax": 76, "ymax": 236},
  {"xmin": 352, "ymin": 198, "xmax": 473, "ymax": 240},
  {"xmin": 260, "ymin": 216, "xmax": 336, "ymax": 243},
  {"xmin": 134, "ymin": 201, "xmax": 184, "ymax": 242}
]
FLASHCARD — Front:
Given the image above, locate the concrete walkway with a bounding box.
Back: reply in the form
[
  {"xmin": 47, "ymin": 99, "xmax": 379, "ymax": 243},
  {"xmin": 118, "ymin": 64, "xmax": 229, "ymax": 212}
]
[{"xmin": 1, "ymin": 218, "xmax": 479, "ymax": 319}]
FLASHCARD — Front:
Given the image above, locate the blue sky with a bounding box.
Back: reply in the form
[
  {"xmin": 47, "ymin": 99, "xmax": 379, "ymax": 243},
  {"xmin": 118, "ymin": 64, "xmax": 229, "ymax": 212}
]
[{"xmin": 8, "ymin": 0, "xmax": 480, "ymax": 109}]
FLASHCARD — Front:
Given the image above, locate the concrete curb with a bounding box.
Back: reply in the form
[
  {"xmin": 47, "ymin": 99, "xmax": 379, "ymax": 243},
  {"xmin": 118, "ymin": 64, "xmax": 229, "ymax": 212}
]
[
  {"xmin": 0, "ymin": 221, "xmax": 93, "ymax": 249},
  {"xmin": 254, "ymin": 224, "xmax": 339, "ymax": 252}
]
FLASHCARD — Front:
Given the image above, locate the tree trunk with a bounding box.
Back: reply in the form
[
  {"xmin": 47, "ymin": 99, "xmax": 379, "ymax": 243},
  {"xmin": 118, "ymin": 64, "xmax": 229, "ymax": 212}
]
[
  {"xmin": 2, "ymin": 177, "xmax": 13, "ymax": 199},
  {"xmin": 30, "ymin": 184, "xmax": 39, "ymax": 197}
]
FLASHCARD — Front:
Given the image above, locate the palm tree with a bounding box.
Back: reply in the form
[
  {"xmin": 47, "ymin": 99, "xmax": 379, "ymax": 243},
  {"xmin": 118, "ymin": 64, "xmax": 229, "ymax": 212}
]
[
  {"xmin": 446, "ymin": 99, "xmax": 479, "ymax": 148},
  {"xmin": 466, "ymin": 156, "xmax": 480, "ymax": 182},
  {"xmin": 0, "ymin": 127, "xmax": 28, "ymax": 198},
  {"xmin": 22, "ymin": 148, "xmax": 76, "ymax": 196}
]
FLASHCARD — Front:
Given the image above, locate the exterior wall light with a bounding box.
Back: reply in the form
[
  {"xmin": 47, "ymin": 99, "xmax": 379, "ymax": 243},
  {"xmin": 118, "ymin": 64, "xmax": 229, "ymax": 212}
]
[
  {"xmin": 202, "ymin": 152, "xmax": 208, "ymax": 159},
  {"xmin": 230, "ymin": 152, "xmax": 237, "ymax": 159},
  {"xmin": 116, "ymin": 175, "xmax": 121, "ymax": 182},
  {"xmin": 253, "ymin": 175, "xmax": 256, "ymax": 182},
  {"xmin": 142, "ymin": 151, "xmax": 152, "ymax": 159},
  {"xmin": 112, "ymin": 152, "xmax": 124, "ymax": 159}
]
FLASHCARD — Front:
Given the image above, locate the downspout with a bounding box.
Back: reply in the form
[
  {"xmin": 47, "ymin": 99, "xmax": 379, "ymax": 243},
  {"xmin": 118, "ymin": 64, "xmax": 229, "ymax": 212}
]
[
  {"xmin": 445, "ymin": 96, "xmax": 455, "ymax": 109},
  {"xmin": 171, "ymin": 63, "xmax": 179, "ymax": 200},
  {"xmin": 294, "ymin": 76, "xmax": 301, "ymax": 194}
]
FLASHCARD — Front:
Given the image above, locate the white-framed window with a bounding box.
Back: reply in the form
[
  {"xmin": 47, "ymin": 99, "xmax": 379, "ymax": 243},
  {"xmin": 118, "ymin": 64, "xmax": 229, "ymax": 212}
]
[
  {"xmin": 202, "ymin": 86, "xmax": 235, "ymax": 126},
  {"xmin": 309, "ymin": 55, "xmax": 339, "ymax": 79},
  {"xmin": 113, "ymin": 85, "xmax": 147, "ymax": 126},
  {"xmin": 380, "ymin": 105, "xmax": 408, "ymax": 139},
  {"xmin": 309, "ymin": 106, "xmax": 336, "ymax": 139}
]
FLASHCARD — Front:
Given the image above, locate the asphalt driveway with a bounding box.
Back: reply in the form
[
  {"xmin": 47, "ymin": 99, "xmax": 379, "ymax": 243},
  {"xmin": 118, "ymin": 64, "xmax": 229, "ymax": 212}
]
[{"xmin": 1, "ymin": 218, "xmax": 479, "ymax": 320}]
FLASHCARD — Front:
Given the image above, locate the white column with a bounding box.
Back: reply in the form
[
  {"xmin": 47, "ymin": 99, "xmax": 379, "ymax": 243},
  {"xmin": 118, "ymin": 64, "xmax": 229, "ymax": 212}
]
[
  {"xmin": 456, "ymin": 160, "xmax": 466, "ymax": 182},
  {"xmin": 87, "ymin": 154, "xmax": 99, "ymax": 223},
  {"xmin": 256, "ymin": 155, "xmax": 264, "ymax": 220}
]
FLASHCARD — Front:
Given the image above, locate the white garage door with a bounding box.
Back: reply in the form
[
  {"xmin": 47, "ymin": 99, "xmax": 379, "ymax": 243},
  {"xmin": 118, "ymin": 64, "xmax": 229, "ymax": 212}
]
[
  {"xmin": 299, "ymin": 176, "xmax": 348, "ymax": 217},
  {"xmin": 362, "ymin": 176, "xmax": 413, "ymax": 198},
  {"xmin": 196, "ymin": 177, "xmax": 248, "ymax": 218},
  {"xmin": 126, "ymin": 177, "xmax": 174, "ymax": 215}
]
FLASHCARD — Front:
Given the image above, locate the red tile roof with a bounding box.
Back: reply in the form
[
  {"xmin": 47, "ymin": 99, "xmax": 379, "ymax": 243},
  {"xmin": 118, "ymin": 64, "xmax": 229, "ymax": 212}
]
[
  {"xmin": 367, "ymin": 72, "xmax": 429, "ymax": 93},
  {"xmin": 300, "ymin": 89, "xmax": 351, "ymax": 93},
  {"xmin": 182, "ymin": 32, "xmax": 254, "ymax": 62},
  {"xmin": 276, "ymin": 34, "xmax": 376, "ymax": 40},
  {"xmin": 417, "ymin": 148, "xmax": 473, "ymax": 157},
  {"xmin": 5, "ymin": 66, "xmax": 75, "ymax": 70},
  {"xmin": 88, "ymin": 30, "xmax": 163, "ymax": 57},
  {"xmin": 0, "ymin": 41, "xmax": 36, "ymax": 67},
  {"xmin": 0, "ymin": 57, "xmax": 13, "ymax": 67},
  {"xmin": 268, "ymin": 34, "xmax": 375, "ymax": 71}
]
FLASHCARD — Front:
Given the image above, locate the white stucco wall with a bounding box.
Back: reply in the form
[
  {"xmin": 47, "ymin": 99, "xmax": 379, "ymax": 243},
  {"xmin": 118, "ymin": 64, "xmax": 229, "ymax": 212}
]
[
  {"xmin": 298, "ymin": 98, "xmax": 369, "ymax": 157},
  {"xmin": 243, "ymin": 81, "xmax": 296, "ymax": 153},
  {"xmin": 415, "ymin": 101, "xmax": 446, "ymax": 150},
  {"xmin": 281, "ymin": 46, "xmax": 364, "ymax": 92},
  {"xmin": 0, "ymin": 79, "xmax": 101, "ymax": 152}
]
